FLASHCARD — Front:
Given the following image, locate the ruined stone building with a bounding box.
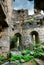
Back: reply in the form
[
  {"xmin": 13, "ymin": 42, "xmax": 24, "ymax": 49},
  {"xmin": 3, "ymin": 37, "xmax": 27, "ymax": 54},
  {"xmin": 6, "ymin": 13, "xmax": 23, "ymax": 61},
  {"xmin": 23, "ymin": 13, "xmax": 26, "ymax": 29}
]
[
  {"xmin": 11, "ymin": 9, "xmax": 44, "ymax": 49},
  {"xmin": 0, "ymin": 0, "xmax": 44, "ymax": 55}
]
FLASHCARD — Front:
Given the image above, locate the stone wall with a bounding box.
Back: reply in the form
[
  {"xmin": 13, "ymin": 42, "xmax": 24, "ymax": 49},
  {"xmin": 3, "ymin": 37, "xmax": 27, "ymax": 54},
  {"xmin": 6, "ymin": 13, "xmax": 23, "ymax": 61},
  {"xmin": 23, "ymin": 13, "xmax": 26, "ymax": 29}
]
[
  {"xmin": 0, "ymin": 0, "xmax": 13, "ymax": 25},
  {"xmin": 0, "ymin": 0, "xmax": 13, "ymax": 55},
  {"xmin": 11, "ymin": 9, "xmax": 44, "ymax": 49},
  {"xmin": 12, "ymin": 9, "xmax": 28, "ymax": 23},
  {"xmin": 22, "ymin": 27, "xmax": 44, "ymax": 45},
  {"xmin": 9, "ymin": 22, "xmax": 44, "ymax": 48},
  {"xmin": 0, "ymin": 28, "xmax": 10, "ymax": 56}
]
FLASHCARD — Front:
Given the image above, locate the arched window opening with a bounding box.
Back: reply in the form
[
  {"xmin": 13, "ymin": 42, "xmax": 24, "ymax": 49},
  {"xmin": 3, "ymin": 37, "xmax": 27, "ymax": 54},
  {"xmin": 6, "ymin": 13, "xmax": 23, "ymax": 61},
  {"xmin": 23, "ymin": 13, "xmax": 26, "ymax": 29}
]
[
  {"xmin": 30, "ymin": 31, "xmax": 39, "ymax": 44},
  {"xmin": 10, "ymin": 33, "xmax": 22, "ymax": 50}
]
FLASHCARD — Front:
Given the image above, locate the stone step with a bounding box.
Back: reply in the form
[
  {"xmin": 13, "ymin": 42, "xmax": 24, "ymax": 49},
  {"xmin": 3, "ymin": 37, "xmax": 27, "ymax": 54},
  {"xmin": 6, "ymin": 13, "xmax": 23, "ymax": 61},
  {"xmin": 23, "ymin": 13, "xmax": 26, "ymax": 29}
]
[{"xmin": 35, "ymin": 58, "xmax": 44, "ymax": 65}]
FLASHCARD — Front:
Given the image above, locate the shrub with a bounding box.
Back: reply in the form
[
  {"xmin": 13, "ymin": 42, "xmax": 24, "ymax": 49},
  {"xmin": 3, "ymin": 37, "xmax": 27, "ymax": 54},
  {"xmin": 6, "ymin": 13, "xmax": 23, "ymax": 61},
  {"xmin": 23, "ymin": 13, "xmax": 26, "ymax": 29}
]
[
  {"xmin": 10, "ymin": 53, "xmax": 34, "ymax": 62},
  {"xmin": 34, "ymin": 51, "xmax": 41, "ymax": 58},
  {"xmin": 23, "ymin": 55, "xmax": 33, "ymax": 62},
  {"xmin": 33, "ymin": 44, "xmax": 40, "ymax": 48},
  {"xmin": 10, "ymin": 54, "xmax": 22, "ymax": 62},
  {"xmin": 0, "ymin": 56, "xmax": 6, "ymax": 62},
  {"xmin": 10, "ymin": 56, "xmax": 16, "ymax": 61},
  {"xmin": 22, "ymin": 49, "xmax": 30, "ymax": 55},
  {"xmin": 39, "ymin": 48, "xmax": 44, "ymax": 53},
  {"xmin": 14, "ymin": 63, "xmax": 24, "ymax": 65},
  {"xmin": 20, "ymin": 64, "xmax": 24, "ymax": 65},
  {"xmin": 40, "ymin": 42, "xmax": 44, "ymax": 45}
]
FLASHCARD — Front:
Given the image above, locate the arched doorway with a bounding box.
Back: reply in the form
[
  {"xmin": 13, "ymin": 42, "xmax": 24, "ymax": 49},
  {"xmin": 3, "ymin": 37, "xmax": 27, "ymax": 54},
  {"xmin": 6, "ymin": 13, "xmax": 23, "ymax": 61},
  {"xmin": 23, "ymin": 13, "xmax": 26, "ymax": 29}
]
[
  {"xmin": 10, "ymin": 33, "xmax": 22, "ymax": 50},
  {"xmin": 30, "ymin": 31, "xmax": 39, "ymax": 43}
]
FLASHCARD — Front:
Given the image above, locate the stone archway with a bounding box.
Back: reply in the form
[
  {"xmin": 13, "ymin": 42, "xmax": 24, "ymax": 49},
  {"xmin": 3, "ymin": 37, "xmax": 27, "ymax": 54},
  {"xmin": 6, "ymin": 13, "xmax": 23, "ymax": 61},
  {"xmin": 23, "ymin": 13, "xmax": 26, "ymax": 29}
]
[
  {"xmin": 10, "ymin": 33, "xmax": 22, "ymax": 50},
  {"xmin": 30, "ymin": 31, "xmax": 39, "ymax": 43}
]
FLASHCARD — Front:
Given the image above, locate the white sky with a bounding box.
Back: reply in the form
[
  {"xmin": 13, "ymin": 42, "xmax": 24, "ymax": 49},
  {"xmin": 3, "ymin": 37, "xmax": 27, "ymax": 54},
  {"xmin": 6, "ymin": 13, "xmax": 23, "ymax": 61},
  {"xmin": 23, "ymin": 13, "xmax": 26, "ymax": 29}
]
[
  {"xmin": 13, "ymin": 0, "xmax": 44, "ymax": 15},
  {"xmin": 13, "ymin": 0, "xmax": 34, "ymax": 15}
]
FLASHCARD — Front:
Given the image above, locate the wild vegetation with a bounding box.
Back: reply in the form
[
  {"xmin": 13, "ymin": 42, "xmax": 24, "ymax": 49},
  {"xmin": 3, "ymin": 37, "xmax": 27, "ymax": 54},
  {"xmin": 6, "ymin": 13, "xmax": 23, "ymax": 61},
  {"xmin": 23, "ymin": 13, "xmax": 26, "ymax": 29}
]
[{"xmin": 0, "ymin": 42, "xmax": 44, "ymax": 65}]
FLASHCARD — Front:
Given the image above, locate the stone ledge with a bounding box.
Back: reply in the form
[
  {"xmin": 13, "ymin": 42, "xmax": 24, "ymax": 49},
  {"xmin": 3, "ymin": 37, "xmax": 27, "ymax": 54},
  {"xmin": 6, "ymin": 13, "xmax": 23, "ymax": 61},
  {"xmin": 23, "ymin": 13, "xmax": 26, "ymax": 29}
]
[{"xmin": 35, "ymin": 58, "xmax": 44, "ymax": 65}]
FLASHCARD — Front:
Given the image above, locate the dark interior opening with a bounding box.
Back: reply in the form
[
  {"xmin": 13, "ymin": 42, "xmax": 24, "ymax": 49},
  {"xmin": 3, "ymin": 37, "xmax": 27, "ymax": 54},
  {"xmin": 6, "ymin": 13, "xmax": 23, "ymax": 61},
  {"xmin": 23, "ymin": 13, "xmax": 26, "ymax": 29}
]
[{"xmin": 34, "ymin": 0, "xmax": 44, "ymax": 11}]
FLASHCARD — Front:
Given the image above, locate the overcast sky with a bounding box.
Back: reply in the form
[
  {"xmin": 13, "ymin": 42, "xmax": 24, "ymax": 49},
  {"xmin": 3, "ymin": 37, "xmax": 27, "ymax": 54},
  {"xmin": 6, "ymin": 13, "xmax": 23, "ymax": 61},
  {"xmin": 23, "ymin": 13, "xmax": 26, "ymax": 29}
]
[{"xmin": 13, "ymin": 0, "xmax": 34, "ymax": 15}]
